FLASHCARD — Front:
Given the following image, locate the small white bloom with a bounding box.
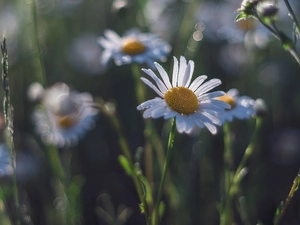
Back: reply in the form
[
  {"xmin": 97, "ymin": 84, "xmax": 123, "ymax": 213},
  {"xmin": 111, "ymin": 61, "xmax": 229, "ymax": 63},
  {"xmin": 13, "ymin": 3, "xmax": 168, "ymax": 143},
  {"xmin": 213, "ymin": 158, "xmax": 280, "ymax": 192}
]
[
  {"xmin": 215, "ymin": 88, "xmax": 255, "ymax": 123},
  {"xmin": 32, "ymin": 83, "xmax": 99, "ymax": 147},
  {"xmin": 137, "ymin": 56, "xmax": 230, "ymax": 134},
  {"xmin": 97, "ymin": 29, "xmax": 171, "ymax": 68}
]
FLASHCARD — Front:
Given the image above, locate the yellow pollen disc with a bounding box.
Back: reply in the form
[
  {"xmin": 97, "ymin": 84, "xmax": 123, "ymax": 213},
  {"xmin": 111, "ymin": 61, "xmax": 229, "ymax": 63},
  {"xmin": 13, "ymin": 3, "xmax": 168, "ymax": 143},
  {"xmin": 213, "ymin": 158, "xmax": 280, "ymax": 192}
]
[
  {"xmin": 164, "ymin": 87, "xmax": 198, "ymax": 115},
  {"xmin": 57, "ymin": 116, "xmax": 78, "ymax": 128},
  {"xmin": 216, "ymin": 95, "xmax": 236, "ymax": 108},
  {"xmin": 122, "ymin": 38, "xmax": 146, "ymax": 55}
]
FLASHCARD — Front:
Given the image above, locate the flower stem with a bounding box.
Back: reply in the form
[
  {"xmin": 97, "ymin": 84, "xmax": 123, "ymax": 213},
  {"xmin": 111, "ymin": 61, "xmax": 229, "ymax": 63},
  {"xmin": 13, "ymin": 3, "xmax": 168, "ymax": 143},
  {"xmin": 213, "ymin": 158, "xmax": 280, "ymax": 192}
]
[
  {"xmin": 100, "ymin": 102, "xmax": 151, "ymax": 225},
  {"xmin": 274, "ymin": 170, "xmax": 300, "ymax": 225},
  {"xmin": 1, "ymin": 36, "xmax": 20, "ymax": 225},
  {"xmin": 152, "ymin": 118, "xmax": 176, "ymax": 225},
  {"xmin": 220, "ymin": 122, "xmax": 234, "ymax": 225},
  {"xmin": 283, "ymin": 0, "xmax": 300, "ymax": 41},
  {"xmin": 231, "ymin": 118, "xmax": 262, "ymax": 186},
  {"xmin": 31, "ymin": 0, "xmax": 47, "ymax": 86}
]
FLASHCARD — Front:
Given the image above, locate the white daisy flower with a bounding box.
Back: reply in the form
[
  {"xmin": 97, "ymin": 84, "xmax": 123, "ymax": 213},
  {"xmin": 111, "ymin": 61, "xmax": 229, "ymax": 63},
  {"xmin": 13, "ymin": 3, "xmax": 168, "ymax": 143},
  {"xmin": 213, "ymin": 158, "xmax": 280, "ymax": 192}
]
[
  {"xmin": 97, "ymin": 29, "xmax": 171, "ymax": 68},
  {"xmin": 137, "ymin": 56, "xmax": 230, "ymax": 134},
  {"xmin": 32, "ymin": 83, "xmax": 99, "ymax": 147},
  {"xmin": 215, "ymin": 88, "xmax": 255, "ymax": 123}
]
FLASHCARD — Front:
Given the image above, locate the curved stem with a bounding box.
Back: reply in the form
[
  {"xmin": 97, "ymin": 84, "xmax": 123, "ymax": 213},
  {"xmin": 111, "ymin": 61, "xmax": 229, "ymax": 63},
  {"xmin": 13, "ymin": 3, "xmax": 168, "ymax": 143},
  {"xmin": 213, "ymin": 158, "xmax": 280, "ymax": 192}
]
[
  {"xmin": 275, "ymin": 170, "xmax": 300, "ymax": 225},
  {"xmin": 284, "ymin": 0, "xmax": 300, "ymax": 39},
  {"xmin": 102, "ymin": 104, "xmax": 151, "ymax": 225},
  {"xmin": 152, "ymin": 118, "xmax": 176, "ymax": 225}
]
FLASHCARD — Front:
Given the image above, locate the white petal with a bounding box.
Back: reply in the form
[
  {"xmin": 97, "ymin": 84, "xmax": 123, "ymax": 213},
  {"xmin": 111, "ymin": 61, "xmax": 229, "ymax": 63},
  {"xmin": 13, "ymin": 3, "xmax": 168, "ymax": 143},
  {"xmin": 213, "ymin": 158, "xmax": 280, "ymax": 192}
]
[
  {"xmin": 164, "ymin": 110, "xmax": 177, "ymax": 119},
  {"xmin": 105, "ymin": 30, "xmax": 121, "ymax": 44},
  {"xmin": 184, "ymin": 116, "xmax": 194, "ymax": 133},
  {"xmin": 202, "ymin": 111, "xmax": 222, "ymax": 126},
  {"xmin": 142, "ymin": 69, "xmax": 168, "ymax": 94},
  {"xmin": 189, "ymin": 75, "xmax": 207, "ymax": 92},
  {"xmin": 182, "ymin": 60, "xmax": 195, "ymax": 87},
  {"xmin": 154, "ymin": 62, "xmax": 172, "ymax": 89},
  {"xmin": 151, "ymin": 104, "xmax": 168, "ymax": 118},
  {"xmin": 172, "ymin": 57, "xmax": 179, "ymax": 87},
  {"xmin": 175, "ymin": 115, "xmax": 187, "ymax": 133},
  {"xmin": 227, "ymin": 88, "xmax": 239, "ymax": 97},
  {"xmin": 143, "ymin": 103, "xmax": 164, "ymax": 118},
  {"xmin": 195, "ymin": 79, "xmax": 222, "ymax": 96},
  {"xmin": 197, "ymin": 91, "xmax": 226, "ymax": 101},
  {"xmin": 209, "ymin": 99, "xmax": 231, "ymax": 110},
  {"xmin": 140, "ymin": 77, "xmax": 164, "ymax": 98},
  {"xmin": 137, "ymin": 98, "xmax": 163, "ymax": 110},
  {"xmin": 177, "ymin": 56, "xmax": 187, "ymax": 86}
]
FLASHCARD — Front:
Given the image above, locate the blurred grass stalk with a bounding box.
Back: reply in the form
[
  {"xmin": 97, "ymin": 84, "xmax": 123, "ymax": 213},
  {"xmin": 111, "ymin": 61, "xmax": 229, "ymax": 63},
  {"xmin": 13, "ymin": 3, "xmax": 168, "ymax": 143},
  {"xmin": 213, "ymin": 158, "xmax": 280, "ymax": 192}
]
[
  {"xmin": 221, "ymin": 118, "xmax": 263, "ymax": 225},
  {"xmin": 1, "ymin": 36, "xmax": 20, "ymax": 225},
  {"xmin": 100, "ymin": 100, "xmax": 151, "ymax": 225}
]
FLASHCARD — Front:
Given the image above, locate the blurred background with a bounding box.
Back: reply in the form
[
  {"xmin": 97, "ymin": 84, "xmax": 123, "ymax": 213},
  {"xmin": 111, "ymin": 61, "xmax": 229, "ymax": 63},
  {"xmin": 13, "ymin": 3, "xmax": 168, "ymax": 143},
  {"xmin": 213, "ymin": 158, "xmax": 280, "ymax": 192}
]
[{"xmin": 1, "ymin": 0, "xmax": 300, "ymax": 224}]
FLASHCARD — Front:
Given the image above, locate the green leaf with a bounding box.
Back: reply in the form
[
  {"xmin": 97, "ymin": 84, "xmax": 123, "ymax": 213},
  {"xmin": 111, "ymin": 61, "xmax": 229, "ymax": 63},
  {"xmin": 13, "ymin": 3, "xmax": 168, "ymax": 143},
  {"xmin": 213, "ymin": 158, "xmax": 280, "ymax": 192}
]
[
  {"xmin": 158, "ymin": 201, "xmax": 166, "ymax": 217},
  {"xmin": 118, "ymin": 155, "xmax": 133, "ymax": 176},
  {"xmin": 273, "ymin": 201, "xmax": 284, "ymax": 224},
  {"xmin": 235, "ymin": 12, "xmax": 248, "ymax": 22},
  {"xmin": 139, "ymin": 203, "xmax": 145, "ymax": 213}
]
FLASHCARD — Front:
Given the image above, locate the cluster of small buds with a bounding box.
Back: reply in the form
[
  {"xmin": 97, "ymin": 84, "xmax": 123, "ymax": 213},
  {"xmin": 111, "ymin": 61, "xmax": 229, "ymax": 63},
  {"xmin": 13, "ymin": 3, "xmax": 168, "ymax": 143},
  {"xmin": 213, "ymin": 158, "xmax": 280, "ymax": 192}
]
[{"xmin": 236, "ymin": 0, "xmax": 279, "ymax": 24}]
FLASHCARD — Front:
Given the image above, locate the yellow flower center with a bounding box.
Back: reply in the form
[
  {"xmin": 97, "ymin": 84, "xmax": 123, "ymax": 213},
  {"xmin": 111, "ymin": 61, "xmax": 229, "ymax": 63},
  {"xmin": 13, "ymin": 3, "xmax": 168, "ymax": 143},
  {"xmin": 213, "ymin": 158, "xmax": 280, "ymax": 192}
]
[
  {"xmin": 164, "ymin": 87, "xmax": 198, "ymax": 115},
  {"xmin": 122, "ymin": 38, "xmax": 146, "ymax": 55},
  {"xmin": 57, "ymin": 116, "xmax": 78, "ymax": 128},
  {"xmin": 216, "ymin": 95, "xmax": 236, "ymax": 108}
]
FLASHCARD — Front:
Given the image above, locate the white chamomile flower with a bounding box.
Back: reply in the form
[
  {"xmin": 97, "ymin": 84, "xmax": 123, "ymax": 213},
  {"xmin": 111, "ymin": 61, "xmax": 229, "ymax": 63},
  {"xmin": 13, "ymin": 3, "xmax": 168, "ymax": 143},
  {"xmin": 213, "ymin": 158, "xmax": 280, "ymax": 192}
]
[
  {"xmin": 97, "ymin": 29, "xmax": 171, "ymax": 68},
  {"xmin": 215, "ymin": 88, "xmax": 255, "ymax": 123},
  {"xmin": 32, "ymin": 83, "xmax": 99, "ymax": 147},
  {"xmin": 137, "ymin": 56, "xmax": 230, "ymax": 134}
]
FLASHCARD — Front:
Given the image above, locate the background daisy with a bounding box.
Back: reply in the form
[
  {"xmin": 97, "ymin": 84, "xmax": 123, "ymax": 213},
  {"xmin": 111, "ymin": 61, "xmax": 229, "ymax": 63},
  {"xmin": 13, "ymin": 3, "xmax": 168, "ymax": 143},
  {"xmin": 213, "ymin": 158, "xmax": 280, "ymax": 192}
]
[
  {"xmin": 97, "ymin": 29, "xmax": 171, "ymax": 68},
  {"xmin": 215, "ymin": 88, "xmax": 256, "ymax": 123},
  {"xmin": 31, "ymin": 83, "xmax": 99, "ymax": 147}
]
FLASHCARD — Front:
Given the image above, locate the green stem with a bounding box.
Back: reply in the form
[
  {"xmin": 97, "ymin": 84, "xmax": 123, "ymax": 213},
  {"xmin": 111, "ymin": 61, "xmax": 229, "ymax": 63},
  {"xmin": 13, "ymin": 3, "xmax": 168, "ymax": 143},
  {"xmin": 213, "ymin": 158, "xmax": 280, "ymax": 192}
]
[
  {"xmin": 253, "ymin": 9, "xmax": 300, "ymax": 67},
  {"xmin": 283, "ymin": 0, "xmax": 300, "ymax": 40},
  {"xmin": 101, "ymin": 104, "xmax": 151, "ymax": 225},
  {"xmin": 152, "ymin": 118, "xmax": 176, "ymax": 225},
  {"xmin": 220, "ymin": 122, "xmax": 234, "ymax": 225},
  {"xmin": 231, "ymin": 118, "xmax": 262, "ymax": 186},
  {"xmin": 1, "ymin": 37, "xmax": 20, "ymax": 225},
  {"xmin": 275, "ymin": 170, "xmax": 300, "ymax": 225},
  {"xmin": 31, "ymin": 0, "xmax": 47, "ymax": 86}
]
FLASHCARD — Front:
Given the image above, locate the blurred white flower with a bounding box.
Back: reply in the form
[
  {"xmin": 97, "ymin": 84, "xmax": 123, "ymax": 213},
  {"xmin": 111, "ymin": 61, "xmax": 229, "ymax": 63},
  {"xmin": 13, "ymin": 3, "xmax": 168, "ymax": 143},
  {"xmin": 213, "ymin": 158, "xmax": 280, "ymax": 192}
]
[
  {"xmin": 32, "ymin": 83, "xmax": 99, "ymax": 147},
  {"xmin": 215, "ymin": 88, "xmax": 255, "ymax": 123},
  {"xmin": 137, "ymin": 56, "xmax": 230, "ymax": 134},
  {"xmin": 0, "ymin": 144, "xmax": 14, "ymax": 179},
  {"xmin": 97, "ymin": 29, "xmax": 171, "ymax": 69}
]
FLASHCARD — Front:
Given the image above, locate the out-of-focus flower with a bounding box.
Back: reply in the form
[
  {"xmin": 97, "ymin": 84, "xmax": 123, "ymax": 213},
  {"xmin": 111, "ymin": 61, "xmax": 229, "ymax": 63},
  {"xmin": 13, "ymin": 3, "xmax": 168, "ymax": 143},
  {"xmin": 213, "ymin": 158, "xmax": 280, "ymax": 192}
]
[
  {"xmin": 68, "ymin": 34, "xmax": 108, "ymax": 75},
  {"xmin": 137, "ymin": 56, "xmax": 230, "ymax": 134},
  {"xmin": 97, "ymin": 29, "xmax": 171, "ymax": 69},
  {"xmin": 215, "ymin": 88, "xmax": 255, "ymax": 123},
  {"xmin": 196, "ymin": 1, "xmax": 269, "ymax": 46},
  {"xmin": 253, "ymin": 98, "xmax": 268, "ymax": 117},
  {"xmin": 30, "ymin": 83, "xmax": 99, "ymax": 147},
  {"xmin": 0, "ymin": 144, "xmax": 13, "ymax": 179}
]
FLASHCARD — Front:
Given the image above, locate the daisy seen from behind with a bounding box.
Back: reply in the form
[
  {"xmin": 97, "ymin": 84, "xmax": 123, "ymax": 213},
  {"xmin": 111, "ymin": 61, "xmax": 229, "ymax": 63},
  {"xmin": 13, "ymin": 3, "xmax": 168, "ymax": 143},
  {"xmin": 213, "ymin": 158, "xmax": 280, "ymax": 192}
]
[
  {"xmin": 215, "ymin": 88, "xmax": 255, "ymax": 123},
  {"xmin": 137, "ymin": 56, "xmax": 230, "ymax": 134},
  {"xmin": 30, "ymin": 82, "xmax": 99, "ymax": 147},
  {"xmin": 97, "ymin": 29, "xmax": 171, "ymax": 69}
]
